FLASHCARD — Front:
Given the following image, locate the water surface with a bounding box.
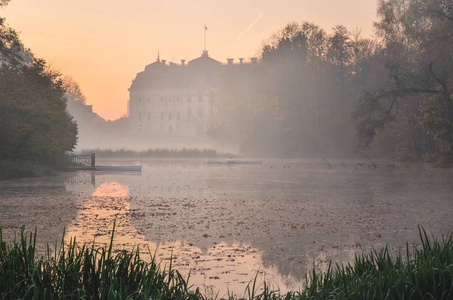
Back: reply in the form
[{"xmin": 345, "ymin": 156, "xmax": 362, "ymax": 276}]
[{"xmin": 0, "ymin": 159, "xmax": 452, "ymax": 296}]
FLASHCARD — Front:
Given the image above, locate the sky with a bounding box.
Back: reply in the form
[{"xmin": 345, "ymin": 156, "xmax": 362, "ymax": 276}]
[{"xmin": 2, "ymin": 0, "xmax": 378, "ymax": 120}]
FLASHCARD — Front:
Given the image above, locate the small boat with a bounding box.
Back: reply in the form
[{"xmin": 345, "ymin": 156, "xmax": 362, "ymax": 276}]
[
  {"xmin": 94, "ymin": 165, "xmax": 142, "ymax": 171},
  {"xmin": 206, "ymin": 159, "xmax": 262, "ymax": 165}
]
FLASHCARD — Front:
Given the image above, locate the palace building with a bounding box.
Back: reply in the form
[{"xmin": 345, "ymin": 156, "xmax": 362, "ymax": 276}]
[{"xmin": 128, "ymin": 50, "xmax": 224, "ymax": 137}]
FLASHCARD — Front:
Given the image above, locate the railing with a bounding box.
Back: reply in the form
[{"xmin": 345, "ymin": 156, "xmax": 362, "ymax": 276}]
[
  {"xmin": 66, "ymin": 172, "xmax": 95, "ymax": 186},
  {"xmin": 66, "ymin": 153, "xmax": 95, "ymax": 169}
]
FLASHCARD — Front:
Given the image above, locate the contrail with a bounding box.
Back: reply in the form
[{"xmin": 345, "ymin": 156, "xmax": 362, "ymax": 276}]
[{"xmin": 237, "ymin": 11, "xmax": 263, "ymax": 40}]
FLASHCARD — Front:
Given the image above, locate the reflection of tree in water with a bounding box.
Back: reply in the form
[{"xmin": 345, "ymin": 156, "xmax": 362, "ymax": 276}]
[{"xmin": 0, "ymin": 174, "xmax": 81, "ymax": 250}]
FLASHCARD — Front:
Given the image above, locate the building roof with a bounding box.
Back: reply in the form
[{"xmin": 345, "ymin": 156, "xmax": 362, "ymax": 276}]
[
  {"xmin": 129, "ymin": 51, "xmax": 222, "ymax": 91},
  {"xmin": 188, "ymin": 51, "xmax": 222, "ymax": 67},
  {"xmin": 144, "ymin": 58, "xmax": 166, "ymax": 72}
]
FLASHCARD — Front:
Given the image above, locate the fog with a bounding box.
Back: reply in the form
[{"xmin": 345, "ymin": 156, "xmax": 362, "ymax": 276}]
[
  {"xmin": 1, "ymin": 1, "xmax": 453, "ymax": 296},
  {"xmin": 69, "ymin": 23, "xmax": 368, "ymax": 158},
  {"xmin": 70, "ymin": 18, "xmax": 447, "ymax": 160}
]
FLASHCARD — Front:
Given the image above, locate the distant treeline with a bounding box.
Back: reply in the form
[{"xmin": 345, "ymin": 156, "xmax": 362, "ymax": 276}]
[
  {"xmin": 80, "ymin": 148, "xmax": 228, "ymax": 158},
  {"xmin": 211, "ymin": 0, "xmax": 453, "ymax": 162}
]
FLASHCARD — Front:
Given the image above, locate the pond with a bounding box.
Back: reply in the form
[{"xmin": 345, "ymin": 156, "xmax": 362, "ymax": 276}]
[{"xmin": 0, "ymin": 158, "xmax": 452, "ymax": 297}]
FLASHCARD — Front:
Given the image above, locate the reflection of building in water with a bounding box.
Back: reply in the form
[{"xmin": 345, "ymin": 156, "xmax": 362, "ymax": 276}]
[{"xmin": 128, "ymin": 51, "xmax": 257, "ymax": 137}]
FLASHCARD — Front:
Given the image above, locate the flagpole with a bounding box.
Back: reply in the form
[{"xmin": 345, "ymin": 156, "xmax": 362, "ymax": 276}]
[{"xmin": 204, "ymin": 24, "xmax": 207, "ymax": 52}]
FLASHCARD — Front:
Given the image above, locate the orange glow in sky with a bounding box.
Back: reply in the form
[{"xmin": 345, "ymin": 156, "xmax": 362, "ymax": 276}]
[{"xmin": 2, "ymin": 0, "xmax": 377, "ymax": 120}]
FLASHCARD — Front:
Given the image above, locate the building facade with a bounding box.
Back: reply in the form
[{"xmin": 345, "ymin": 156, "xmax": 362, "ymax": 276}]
[{"xmin": 128, "ymin": 51, "xmax": 223, "ymax": 137}]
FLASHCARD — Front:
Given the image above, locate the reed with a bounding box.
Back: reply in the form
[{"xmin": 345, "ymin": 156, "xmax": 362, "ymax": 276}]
[
  {"xmin": 299, "ymin": 227, "xmax": 453, "ymax": 300},
  {"xmin": 0, "ymin": 225, "xmax": 204, "ymax": 299},
  {"xmin": 1, "ymin": 226, "xmax": 452, "ymax": 299}
]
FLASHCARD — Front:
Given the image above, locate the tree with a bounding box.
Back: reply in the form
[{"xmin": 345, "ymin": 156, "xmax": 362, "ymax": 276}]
[
  {"xmin": 0, "ymin": 20, "xmax": 27, "ymax": 63},
  {"xmin": 0, "ymin": 6, "xmax": 78, "ymax": 167},
  {"xmin": 214, "ymin": 22, "xmax": 363, "ymax": 157},
  {"xmin": 327, "ymin": 25, "xmax": 352, "ymax": 104},
  {"xmin": 0, "ymin": 59, "xmax": 78, "ymax": 166},
  {"xmin": 62, "ymin": 76, "xmax": 87, "ymax": 104},
  {"xmin": 0, "ymin": 0, "xmax": 10, "ymax": 7},
  {"xmin": 355, "ymin": 0, "xmax": 453, "ymax": 156}
]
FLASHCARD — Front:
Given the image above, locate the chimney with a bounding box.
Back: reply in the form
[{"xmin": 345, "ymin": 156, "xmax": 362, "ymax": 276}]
[
  {"xmin": 251, "ymin": 57, "xmax": 258, "ymax": 64},
  {"xmin": 239, "ymin": 58, "xmax": 244, "ymax": 64},
  {"xmin": 161, "ymin": 59, "xmax": 166, "ymax": 65},
  {"xmin": 227, "ymin": 58, "xmax": 234, "ymax": 65},
  {"xmin": 181, "ymin": 59, "xmax": 186, "ymax": 66}
]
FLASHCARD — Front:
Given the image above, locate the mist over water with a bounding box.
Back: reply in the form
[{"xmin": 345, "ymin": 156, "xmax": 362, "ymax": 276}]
[
  {"xmin": 1, "ymin": 1, "xmax": 452, "ymax": 297},
  {"xmin": 1, "ymin": 159, "xmax": 452, "ymax": 296}
]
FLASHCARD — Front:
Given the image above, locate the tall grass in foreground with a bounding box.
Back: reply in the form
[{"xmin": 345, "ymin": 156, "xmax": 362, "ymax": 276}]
[
  {"xmin": 0, "ymin": 227, "xmax": 202, "ymax": 299},
  {"xmin": 299, "ymin": 227, "xmax": 453, "ymax": 300},
  {"xmin": 0, "ymin": 227, "xmax": 452, "ymax": 299}
]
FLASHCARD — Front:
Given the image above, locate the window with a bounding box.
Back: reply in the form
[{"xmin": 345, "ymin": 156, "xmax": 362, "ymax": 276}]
[
  {"xmin": 176, "ymin": 96, "xmax": 181, "ymax": 103},
  {"xmin": 188, "ymin": 109, "xmax": 192, "ymax": 120},
  {"xmin": 176, "ymin": 111, "xmax": 180, "ymax": 120},
  {"xmin": 198, "ymin": 109, "xmax": 204, "ymax": 118},
  {"xmin": 168, "ymin": 112, "xmax": 172, "ymax": 121},
  {"xmin": 187, "ymin": 94, "xmax": 191, "ymax": 103},
  {"xmin": 138, "ymin": 112, "xmax": 142, "ymax": 121},
  {"xmin": 161, "ymin": 112, "xmax": 164, "ymax": 120},
  {"xmin": 147, "ymin": 112, "xmax": 151, "ymax": 120},
  {"xmin": 198, "ymin": 94, "xmax": 203, "ymax": 103}
]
